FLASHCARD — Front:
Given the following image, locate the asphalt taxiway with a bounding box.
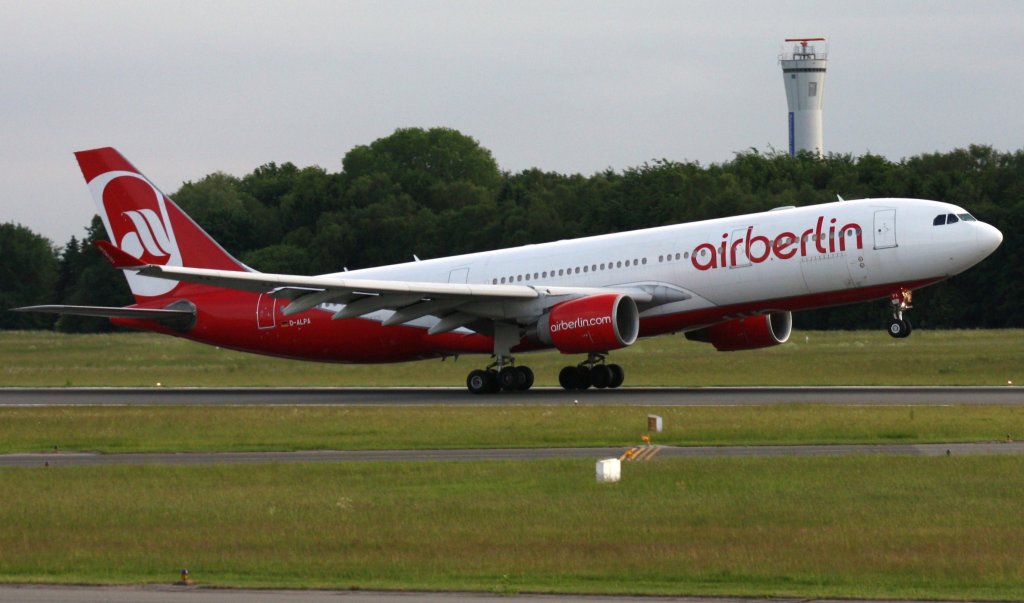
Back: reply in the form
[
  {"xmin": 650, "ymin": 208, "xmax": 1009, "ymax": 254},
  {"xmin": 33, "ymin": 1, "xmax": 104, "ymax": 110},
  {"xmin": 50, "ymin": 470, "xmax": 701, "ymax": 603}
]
[{"xmin": 1, "ymin": 386, "xmax": 1022, "ymax": 406}]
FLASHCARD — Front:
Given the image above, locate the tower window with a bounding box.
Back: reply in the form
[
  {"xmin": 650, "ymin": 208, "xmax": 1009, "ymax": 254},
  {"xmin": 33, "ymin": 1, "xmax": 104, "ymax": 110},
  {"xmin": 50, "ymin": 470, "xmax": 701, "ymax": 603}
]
[{"xmin": 808, "ymin": 82, "xmax": 817, "ymax": 97}]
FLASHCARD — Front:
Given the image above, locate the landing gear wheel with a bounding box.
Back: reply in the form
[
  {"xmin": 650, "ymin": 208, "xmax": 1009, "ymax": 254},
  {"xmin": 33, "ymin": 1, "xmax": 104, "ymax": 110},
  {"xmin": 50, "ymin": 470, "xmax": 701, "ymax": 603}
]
[
  {"xmin": 575, "ymin": 366, "xmax": 592, "ymax": 390},
  {"xmin": 516, "ymin": 366, "xmax": 534, "ymax": 391},
  {"xmin": 590, "ymin": 365, "xmax": 612, "ymax": 389},
  {"xmin": 607, "ymin": 364, "xmax": 625, "ymax": 389},
  {"xmin": 467, "ymin": 369, "xmax": 493, "ymax": 395},
  {"xmin": 559, "ymin": 366, "xmax": 578, "ymax": 390},
  {"xmin": 887, "ymin": 318, "xmax": 912, "ymax": 339},
  {"xmin": 499, "ymin": 366, "xmax": 523, "ymax": 391}
]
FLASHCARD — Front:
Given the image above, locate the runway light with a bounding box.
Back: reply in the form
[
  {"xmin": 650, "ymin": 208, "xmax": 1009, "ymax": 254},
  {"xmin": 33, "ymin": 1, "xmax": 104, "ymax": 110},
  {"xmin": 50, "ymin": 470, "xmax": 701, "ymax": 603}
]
[
  {"xmin": 156, "ymin": 382, "xmax": 162, "ymax": 387},
  {"xmin": 178, "ymin": 569, "xmax": 192, "ymax": 585}
]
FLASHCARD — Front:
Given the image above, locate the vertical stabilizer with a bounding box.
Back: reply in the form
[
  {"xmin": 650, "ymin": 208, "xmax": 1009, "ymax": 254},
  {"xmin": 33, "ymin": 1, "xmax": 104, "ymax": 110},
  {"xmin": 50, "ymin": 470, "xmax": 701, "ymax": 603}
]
[{"xmin": 75, "ymin": 147, "xmax": 247, "ymax": 301}]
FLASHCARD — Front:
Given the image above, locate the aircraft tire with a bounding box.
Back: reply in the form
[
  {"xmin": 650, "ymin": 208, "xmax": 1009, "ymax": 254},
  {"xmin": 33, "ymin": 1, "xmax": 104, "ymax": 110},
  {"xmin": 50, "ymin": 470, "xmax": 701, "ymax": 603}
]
[
  {"xmin": 590, "ymin": 365, "xmax": 612, "ymax": 389},
  {"xmin": 499, "ymin": 367, "xmax": 523, "ymax": 391},
  {"xmin": 467, "ymin": 369, "xmax": 492, "ymax": 394},
  {"xmin": 607, "ymin": 364, "xmax": 625, "ymax": 388},
  {"xmin": 575, "ymin": 366, "xmax": 592, "ymax": 390},
  {"xmin": 516, "ymin": 366, "xmax": 534, "ymax": 391},
  {"xmin": 558, "ymin": 366, "xmax": 578, "ymax": 390},
  {"xmin": 888, "ymin": 318, "xmax": 910, "ymax": 339}
]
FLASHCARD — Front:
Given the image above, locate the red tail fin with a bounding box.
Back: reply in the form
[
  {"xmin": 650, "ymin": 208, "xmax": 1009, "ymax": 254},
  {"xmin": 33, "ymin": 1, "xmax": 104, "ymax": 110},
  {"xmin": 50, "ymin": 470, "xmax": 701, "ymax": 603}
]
[{"xmin": 75, "ymin": 147, "xmax": 247, "ymax": 302}]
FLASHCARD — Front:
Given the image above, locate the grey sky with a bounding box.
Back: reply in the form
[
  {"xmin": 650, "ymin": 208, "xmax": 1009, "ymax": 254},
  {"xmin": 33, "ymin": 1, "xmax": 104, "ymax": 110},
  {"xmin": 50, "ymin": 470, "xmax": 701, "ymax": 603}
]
[{"xmin": 2, "ymin": 0, "xmax": 1022, "ymax": 245}]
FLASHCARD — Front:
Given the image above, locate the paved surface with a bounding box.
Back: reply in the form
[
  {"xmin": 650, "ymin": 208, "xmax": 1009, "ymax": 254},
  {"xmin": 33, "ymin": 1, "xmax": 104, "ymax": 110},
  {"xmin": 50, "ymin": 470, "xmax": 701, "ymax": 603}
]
[
  {"xmin": 0, "ymin": 586, "xmax": 998, "ymax": 603},
  {"xmin": 4, "ymin": 441, "xmax": 1023, "ymax": 468},
  {"xmin": 1, "ymin": 386, "xmax": 1022, "ymax": 406}
]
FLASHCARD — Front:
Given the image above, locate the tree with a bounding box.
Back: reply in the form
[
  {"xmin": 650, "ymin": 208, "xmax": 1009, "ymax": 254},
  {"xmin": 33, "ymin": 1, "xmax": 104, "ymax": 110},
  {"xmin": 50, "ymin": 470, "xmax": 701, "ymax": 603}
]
[
  {"xmin": 0, "ymin": 223, "xmax": 58, "ymax": 329},
  {"xmin": 341, "ymin": 127, "xmax": 502, "ymax": 212},
  {"xmin": 55, "ymin": 217, "xmax": 133, "ymax": 333}
]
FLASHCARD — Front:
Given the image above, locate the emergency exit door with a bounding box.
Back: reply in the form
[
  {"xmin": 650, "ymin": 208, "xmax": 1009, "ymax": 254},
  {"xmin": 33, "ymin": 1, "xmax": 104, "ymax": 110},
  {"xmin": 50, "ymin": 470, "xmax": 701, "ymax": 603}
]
[{"xmin": 873, "ymin": 209, "xmax": 897, "ymax": 249}]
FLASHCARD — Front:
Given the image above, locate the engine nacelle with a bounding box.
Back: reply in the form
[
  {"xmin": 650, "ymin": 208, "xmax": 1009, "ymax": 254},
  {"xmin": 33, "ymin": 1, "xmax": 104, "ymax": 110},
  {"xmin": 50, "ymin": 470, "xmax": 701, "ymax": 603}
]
[
  {"xmin": 686, "ymin": 311, "xmax": 792, "ymax": 351},
  {"xmin": 537, "ymin": 294, "xmax": 639, "ymax": 354}
]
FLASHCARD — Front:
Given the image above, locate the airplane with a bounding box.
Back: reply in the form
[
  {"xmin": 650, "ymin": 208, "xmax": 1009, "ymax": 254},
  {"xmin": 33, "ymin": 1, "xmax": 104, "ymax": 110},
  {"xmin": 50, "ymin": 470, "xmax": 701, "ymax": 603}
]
[{"xmin": 16, "ymin": 147, "xmax": 1003, "ymax": 394}]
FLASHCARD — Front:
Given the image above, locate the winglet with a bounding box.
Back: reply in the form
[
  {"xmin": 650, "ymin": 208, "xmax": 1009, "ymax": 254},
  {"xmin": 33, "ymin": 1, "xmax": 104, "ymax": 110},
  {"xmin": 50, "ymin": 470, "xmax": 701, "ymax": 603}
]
[{"xmin": 95, "ymin": 240, "xmax": 147, "ymax": 269}]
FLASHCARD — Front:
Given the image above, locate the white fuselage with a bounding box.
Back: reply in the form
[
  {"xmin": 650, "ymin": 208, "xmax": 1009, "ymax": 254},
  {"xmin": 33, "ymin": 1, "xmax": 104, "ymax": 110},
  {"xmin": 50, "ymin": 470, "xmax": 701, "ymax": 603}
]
[{"xmin": 325, "ymin": 198, "xmax": 1003, "ymax": 334}]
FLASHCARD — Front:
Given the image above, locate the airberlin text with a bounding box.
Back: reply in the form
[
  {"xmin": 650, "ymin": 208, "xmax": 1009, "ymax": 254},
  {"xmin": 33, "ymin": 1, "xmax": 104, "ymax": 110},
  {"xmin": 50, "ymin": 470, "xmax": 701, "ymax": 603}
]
[
  {"xmin": 549, "ymin": 315, "xmax": 612, "ymax": 334},
  {"xmin": 691, "ymin": 216, "xmax": 863, "ymax": 271}
]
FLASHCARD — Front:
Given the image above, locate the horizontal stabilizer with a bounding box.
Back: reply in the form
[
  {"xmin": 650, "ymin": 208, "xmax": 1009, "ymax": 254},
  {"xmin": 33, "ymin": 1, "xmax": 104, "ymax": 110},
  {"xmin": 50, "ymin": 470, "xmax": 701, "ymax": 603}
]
[
  {"xmin": 13, "ymin": 304, "xmax": 196, "ymax": 332},
  {"xmin": 95, "ymin": 240, "xmax": 147, "ymax": 269},
  {"xmin": 12, "ymin": 305, "xmax": 195, "ymax": 320},
  {"xmin": 11, "ymin": 303, "xmax": 192, "ymax": 317}
]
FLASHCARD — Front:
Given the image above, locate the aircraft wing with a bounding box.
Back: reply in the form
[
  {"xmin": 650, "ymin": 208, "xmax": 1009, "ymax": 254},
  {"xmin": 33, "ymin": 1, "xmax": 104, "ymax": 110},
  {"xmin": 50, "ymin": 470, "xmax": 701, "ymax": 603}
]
[{"xmin": 96, "ymin": 241, "xmax": 660, "ymax": 334}]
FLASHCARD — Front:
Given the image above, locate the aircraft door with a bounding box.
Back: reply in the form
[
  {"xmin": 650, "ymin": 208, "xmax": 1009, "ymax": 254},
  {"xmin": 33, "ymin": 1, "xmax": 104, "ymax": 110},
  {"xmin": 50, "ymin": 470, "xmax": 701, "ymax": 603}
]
[
  {"xmin": 873, "ymin": 209, "xmax": 897, "ymax": 249},
  {"xmin": 448, "ymin": 268, "xmax": 470, "ymax": 283},
  {"xmin": 256, "ymin": 293, "xmax": 276, "ymax": 330}
]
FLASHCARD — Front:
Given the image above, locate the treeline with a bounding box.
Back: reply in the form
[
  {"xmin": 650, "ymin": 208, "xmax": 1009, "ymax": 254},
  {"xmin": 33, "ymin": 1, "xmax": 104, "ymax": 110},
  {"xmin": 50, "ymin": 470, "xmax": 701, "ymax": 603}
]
[{"xmin": 2, "ymin": 128, "xmax": 1021, "ymax": 332}]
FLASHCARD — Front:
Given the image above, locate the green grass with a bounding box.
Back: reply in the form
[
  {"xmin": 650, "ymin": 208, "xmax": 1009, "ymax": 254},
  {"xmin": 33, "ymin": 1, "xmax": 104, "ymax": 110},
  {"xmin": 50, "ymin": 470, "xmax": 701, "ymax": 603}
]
[
  {"xmin": 1, "ymin": 456, "xmax": 1023, "ymax": 599},
  {"xmin": 1, "ymin": 404, "xmax": 1022, "ymax": 453},
  {"xmin": 1, "ymin": 329, "xmax": 1021, "ymax": 387}
]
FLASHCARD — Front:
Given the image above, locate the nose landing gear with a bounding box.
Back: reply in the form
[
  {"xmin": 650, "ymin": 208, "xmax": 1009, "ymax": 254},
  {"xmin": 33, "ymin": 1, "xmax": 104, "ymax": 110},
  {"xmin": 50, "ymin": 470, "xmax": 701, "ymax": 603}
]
[{"xmin": 887, "ymin": 289, "xmax": 913, "ymax": 339}]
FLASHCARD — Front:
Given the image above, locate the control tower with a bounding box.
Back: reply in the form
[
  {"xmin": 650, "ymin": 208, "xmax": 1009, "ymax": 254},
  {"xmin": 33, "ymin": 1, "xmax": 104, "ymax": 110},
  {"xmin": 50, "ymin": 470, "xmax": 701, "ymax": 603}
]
[{"xmin": 780, "ymin": 37, "xmax": 827, "ymax": 156}]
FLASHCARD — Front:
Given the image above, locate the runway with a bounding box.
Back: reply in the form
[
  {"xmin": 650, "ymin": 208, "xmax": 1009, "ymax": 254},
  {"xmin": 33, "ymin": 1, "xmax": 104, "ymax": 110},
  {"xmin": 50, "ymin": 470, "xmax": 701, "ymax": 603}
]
[
  {"xmin": 1, "ymin": 385, "xmax": 1022, "ymax": 406},
  {"xmin": 4, "ymin": 441, "xmax": 1023, "ymax": 468}
]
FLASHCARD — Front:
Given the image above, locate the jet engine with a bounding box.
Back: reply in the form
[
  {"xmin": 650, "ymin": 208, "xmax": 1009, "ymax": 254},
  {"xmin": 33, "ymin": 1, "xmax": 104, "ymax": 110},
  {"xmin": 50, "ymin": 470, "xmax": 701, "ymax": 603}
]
[
  {"xmin": 537, "ymin": 294, "xmax": 639, "ymax": 354},
  {"xmin": 685, "ymin": 311, "xmax": 792, "ymax": 351}
]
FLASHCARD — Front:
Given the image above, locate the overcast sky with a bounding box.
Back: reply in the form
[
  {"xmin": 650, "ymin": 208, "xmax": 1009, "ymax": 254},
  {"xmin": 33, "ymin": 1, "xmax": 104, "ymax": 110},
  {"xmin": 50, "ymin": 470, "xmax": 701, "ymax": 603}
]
[{"xmin": 2, "ymin": 0, "xmax": 1022, "ymax": 244}]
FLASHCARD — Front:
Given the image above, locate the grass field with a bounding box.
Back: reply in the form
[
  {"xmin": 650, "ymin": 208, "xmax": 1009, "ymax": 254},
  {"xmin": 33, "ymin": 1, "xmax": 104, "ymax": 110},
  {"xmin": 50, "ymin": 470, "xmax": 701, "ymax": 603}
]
[
  {"xmin": 2, "ymin": 457, "xmax": 1023, "ymax": 599},
  {"xmin": 1, "ymin": 329, "xmax": 1021, "ymax": 387},
  {"xmin": 1, "ymin": 404, "xmax": 1022, "ymax": 453}
]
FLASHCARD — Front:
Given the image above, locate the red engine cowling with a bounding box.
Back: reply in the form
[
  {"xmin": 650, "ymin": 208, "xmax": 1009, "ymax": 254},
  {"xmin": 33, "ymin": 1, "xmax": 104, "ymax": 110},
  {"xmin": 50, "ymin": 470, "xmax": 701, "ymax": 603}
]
[
  {"xmin": 538, "ymin": 294, "xmax": 639, "ymax": 354},
  {"xmin": 686, "ymin": 311, "xmax": 792, "ymax": 351}
]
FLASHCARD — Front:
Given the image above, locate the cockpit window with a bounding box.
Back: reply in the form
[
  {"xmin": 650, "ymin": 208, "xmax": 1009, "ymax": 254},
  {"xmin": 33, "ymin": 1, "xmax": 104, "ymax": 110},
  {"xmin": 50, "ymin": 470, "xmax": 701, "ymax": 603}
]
[
  {"xmin": 947, "ymin": 214, "xmax": 959, "ymax": 224},
  {"xmin": 933, "ymin": 214, "xmax": 946, "ymax": 226},
  {"xmin": 958, "ymin": 213, "xmax": 977, "ymax": 222}
]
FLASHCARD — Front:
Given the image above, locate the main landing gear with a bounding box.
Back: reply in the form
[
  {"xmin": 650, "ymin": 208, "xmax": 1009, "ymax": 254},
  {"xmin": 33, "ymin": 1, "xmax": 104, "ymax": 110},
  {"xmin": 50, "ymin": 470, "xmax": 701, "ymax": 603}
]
[
  {"xmin": 466, "ymin": 362, "xmax": 535, "ymax": 394},
  {"xmin": 466, "ymin": 323, "xmax": 535, "ymax": 394},
  {"xmin": 887, "ymin": 288, "xmax": 913, "ymax": 339},
  {"xmin": 558, "ymin": 353, "xmax": 624, "ymax": 391}
]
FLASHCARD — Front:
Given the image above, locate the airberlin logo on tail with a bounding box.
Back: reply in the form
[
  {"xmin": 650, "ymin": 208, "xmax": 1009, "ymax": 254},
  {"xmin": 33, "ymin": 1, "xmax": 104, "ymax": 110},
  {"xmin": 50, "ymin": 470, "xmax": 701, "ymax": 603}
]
[
  {"xmin": 87, "ymin": 170, "xmax": 182, "ymax": 298},
  {"xmin": 121, "ymin": 209, "xmax": 174, "ymax": 260},
  {"xmin": 691, "ymin": 216, "xmax": 864, "ymax": 271}
]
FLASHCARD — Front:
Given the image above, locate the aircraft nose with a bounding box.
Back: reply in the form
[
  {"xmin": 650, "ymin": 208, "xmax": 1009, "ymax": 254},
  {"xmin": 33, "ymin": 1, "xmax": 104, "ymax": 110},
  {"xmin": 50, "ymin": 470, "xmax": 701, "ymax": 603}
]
[{"xmin": 977, "ymin": 222, "xmax": 1003, "ymax": 256}]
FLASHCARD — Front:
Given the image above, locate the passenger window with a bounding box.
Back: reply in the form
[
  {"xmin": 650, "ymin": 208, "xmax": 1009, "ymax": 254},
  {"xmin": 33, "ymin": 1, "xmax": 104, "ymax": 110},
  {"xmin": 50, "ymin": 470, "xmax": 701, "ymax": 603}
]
[{"xmin": 947, "ymin": 214, "xmax": 959, "ymax": 224}]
